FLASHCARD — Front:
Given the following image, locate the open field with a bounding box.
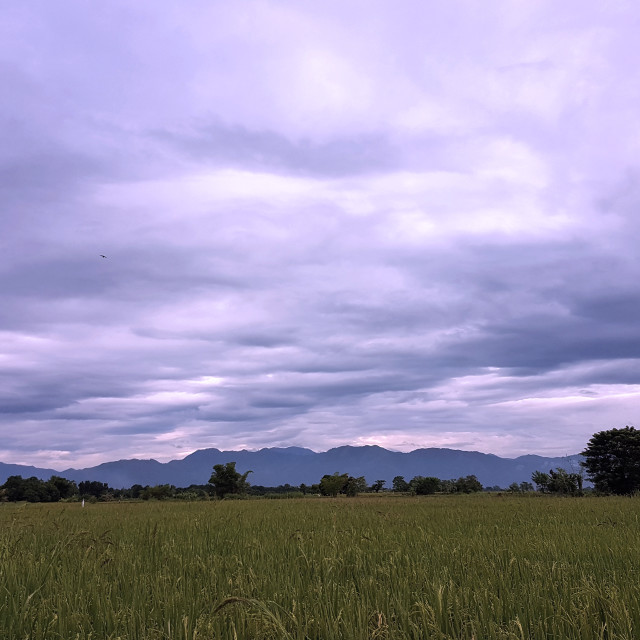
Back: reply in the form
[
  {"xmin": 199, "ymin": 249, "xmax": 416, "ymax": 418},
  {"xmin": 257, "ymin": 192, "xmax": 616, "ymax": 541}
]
[{"xmin": 1, "ymin": 495, "xmax": 640, "ymax": 639}]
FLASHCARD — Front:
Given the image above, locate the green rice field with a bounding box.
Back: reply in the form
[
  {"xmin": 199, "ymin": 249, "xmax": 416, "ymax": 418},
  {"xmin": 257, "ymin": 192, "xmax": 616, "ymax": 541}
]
[{"xmin": 1, "ymin": 494, "xmax": 640, "ymax": 639}]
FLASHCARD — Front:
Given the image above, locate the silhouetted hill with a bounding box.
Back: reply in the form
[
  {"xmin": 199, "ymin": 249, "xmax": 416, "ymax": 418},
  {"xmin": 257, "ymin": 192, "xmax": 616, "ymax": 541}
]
[{"xmin": 0, "ymin": 445, "xmax": 583, "ymax": 489}]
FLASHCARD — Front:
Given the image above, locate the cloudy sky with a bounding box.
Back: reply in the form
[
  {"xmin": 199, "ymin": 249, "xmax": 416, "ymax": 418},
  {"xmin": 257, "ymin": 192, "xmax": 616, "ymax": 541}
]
[{"xmin": 2, "ymin": 1, "xmax": 639, "ymax": 469}]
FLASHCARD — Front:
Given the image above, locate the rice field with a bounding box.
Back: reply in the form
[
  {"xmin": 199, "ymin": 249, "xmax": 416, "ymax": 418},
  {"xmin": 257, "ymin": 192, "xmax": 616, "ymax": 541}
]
[{"xmin": 1, "ymin": 494, "xmax": 639, "ymax": 639}]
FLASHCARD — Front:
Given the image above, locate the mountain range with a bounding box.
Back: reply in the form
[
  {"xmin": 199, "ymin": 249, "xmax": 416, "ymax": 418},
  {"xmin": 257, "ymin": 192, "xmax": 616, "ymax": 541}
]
[{"xmin": 0, "ymin": 446, "xmax": 583, "ymax": 489}]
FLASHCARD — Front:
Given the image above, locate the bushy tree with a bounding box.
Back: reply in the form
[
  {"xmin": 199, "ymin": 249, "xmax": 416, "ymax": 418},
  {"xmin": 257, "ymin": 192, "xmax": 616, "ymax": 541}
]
[
  {"xmin": 344, "ymin": 476, "xmax": 367, "ymax": 497},
  {"xmin": 531, "ymin": 468, "xmax": 582, "ymax": 495},
  {"xmin": 129, "ymin": 484, "xmax": 145, "ymax": 499},
  {"xmin": 3, "ymin": 476, "xmax": 31, "ymax": 501},
  {"xmin": 48, "ymin": 475, "xmax": 77, "ymax": 500},
  {"xmin": 581, "ymin": 426, "xmax": 640, "ymax": 495},
  {"xmin": 440, "ymin": 479, "xmax": 456, "ymax": 493},
  {"xmin": 454, "ymin": 475, "xmax": 483, "ymax": 493},
  {"xmin": 1, "ymin": 475, "xmax": 69, "ymax": 502},
  {"xmin": 392, "ymin": 475, "xmax": 409, "ymax": 492},
  {"xmin": 78, "ymin": 480, "xmax": 111, "ymax": 499},
  {"xmin": 319, "ymin": 473, "xmax": 348, "ymax": 497},
  {"xmin": 141, "ymin": 484, "xmax": 175, "ymax": 500},
  {"xmin": 208, "ymin": 462, "xmax": 252, "ymax": 498},
  {"xmin": 370, "ymin": 479, "xmax": 386, "ymax": 493},
  {"xmin": 410, "ymin": 476, "xmax": 441, "ymax": 495}
]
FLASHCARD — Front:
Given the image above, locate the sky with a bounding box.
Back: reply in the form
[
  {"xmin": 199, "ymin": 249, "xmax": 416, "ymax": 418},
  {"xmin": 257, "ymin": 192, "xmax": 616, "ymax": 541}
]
[{"xmin": 2, "ymin": 1, "xmax": 640, "ymax": 469}]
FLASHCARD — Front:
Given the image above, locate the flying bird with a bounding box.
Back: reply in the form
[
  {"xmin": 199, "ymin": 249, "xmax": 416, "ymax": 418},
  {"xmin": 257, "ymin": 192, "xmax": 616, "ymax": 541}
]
[{"xmin": 100, "ymin": 255, "xmax": 107, "ymax": 258}]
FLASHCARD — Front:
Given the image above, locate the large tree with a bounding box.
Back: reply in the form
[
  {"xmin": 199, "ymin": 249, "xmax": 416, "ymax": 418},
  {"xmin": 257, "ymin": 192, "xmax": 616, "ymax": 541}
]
[
  {"xmin": 392, "ymin": 475, "xmax": 409, "ymax": 492},
  {"xmin": 319, "ymin": 472, "xmax": 348, "ymax": 497},
  {"xmin": 344, "ymin": 475, "xmax": 367, "ymax": 497},
  {"xmin": 453, "ymin": 475, "xmax": 483, "ymax": 494},
  {"xmin": 48, "ymin": 475, "xmax": 78, "ymax": 500},
  {"xmin": 410, "ymin": 476, "xmax": 441, "ymax": 495},
  {"xmin": 78, "ymin": 480, "xmax": 111, "ymax": 499},
  {"xmin": 581, "ymin": 426, "xmax": 640, "ymax": 495},
  {"xmin": 208, "ymin": 462, "xmax": 252, "ymax": 498}
]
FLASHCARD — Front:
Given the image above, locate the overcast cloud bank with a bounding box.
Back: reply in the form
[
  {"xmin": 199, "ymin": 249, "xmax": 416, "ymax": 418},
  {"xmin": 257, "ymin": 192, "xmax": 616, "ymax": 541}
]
[{"xmin": 1, "ymin": 1, "xmax": 639, "ymax": 467}]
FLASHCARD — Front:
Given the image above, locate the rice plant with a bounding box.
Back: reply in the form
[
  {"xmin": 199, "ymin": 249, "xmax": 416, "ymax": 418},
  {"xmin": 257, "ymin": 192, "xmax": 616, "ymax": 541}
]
[{"xmin": 1, "ymin": 495, "xmax": 639, "ymax": 639}]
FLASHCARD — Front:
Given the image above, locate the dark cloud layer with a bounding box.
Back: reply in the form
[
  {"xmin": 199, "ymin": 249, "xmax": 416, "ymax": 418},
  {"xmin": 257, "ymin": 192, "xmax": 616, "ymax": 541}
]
[
  {"xmin": 1, "ymin": 1, "xmax": 640, "ymax": 468},
  {"xmin": 155, "ymin": 124, "xmax": 398, "ymax": 177}
]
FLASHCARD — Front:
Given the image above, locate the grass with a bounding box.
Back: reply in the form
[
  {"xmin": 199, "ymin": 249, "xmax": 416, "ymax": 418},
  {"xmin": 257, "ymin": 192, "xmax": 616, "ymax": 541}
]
[{"xmin": 1, "ymin": 494, "xmax": 640, "ymax": 639}]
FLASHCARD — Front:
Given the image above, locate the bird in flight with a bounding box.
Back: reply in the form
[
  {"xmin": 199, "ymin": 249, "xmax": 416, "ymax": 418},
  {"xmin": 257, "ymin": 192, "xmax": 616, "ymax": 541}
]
[{"xmin": 100, "ymin": 255, "xmax": 107, "ymax": 258}]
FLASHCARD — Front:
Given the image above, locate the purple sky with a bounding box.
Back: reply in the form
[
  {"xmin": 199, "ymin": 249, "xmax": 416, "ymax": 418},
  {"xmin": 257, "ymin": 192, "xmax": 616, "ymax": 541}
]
[{"xmin": 2, "ymin": 1, "xmax": 640, "ymax": 469}]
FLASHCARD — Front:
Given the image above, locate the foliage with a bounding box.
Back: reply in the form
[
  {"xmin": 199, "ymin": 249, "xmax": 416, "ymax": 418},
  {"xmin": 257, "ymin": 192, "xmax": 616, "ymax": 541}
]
[
  {"xmin": 508, "ymin": 481, "xmax": 534, "ymax": 493},
  {"xmin": 392, "ymin": 475, "xmax": 410, "ymax": 492},
  {"xmin": 318, "ymin": 473, "xmax": 366, "ymax": 497},
  {"xmin": 1, "ymin": 475, "xmax": 78, "ymax": 502},
  {"xmin": 410, "ymin": 476, "xmax": 441, "ymax": 495},
  {"xmin": 319, "ymin": 472, "xmax": 348, "ymax": 496},
  {"xmin": 249, "ymin": 483, "xmax": 305, "ymax": 496},
  {"xmin": 141, "ymin": 484, "xmax": 175, "ymax": 500},
  {"xmin": 581, "ymin": 425, "xmax": 640, "ymax": 495},
  {"xmin": 453, "ymin": 475, "xmax": 483, "ymax": 494},
  {"xmin": 48, "ymin": 475, "xmax": 78, "ymax": 499},
  {"xmin": 78, "ymin": 480, "xmax": 111, "ymax": 499},
  {"xmin": 370, "ymin": 479, "xmax": 386, "ymax": 492},
  {"xmin": 439, "ymin": 478, "xmax": 456, "ymax": 493},
  {"xmin": 531, "ymin": 468, "xmax": 583, "ymax": 495},
  {"xmin": 344, "ymin": 475, "xmax": 367, "ymax": 497},
  {"xmin": 208, "ymin": 461, "xmax": 252, "ymax": 498}
]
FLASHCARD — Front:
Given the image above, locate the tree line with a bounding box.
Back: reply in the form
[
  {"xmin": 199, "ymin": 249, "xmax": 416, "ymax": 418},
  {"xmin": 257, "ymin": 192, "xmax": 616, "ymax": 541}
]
[
  {"xmin": 0, "ymin": 476, "xmax": 211, "ymax": 503},
  {"xmin": 2, "ymin": 426, "xmax": 639, "ymax": 502},
  {"xmin": 205, "ymin": 462, "xmax": 485, "ymax": 498},
  {"xmin": 201, "ymin": 426, "xmax": 640, "ymax": 499}
]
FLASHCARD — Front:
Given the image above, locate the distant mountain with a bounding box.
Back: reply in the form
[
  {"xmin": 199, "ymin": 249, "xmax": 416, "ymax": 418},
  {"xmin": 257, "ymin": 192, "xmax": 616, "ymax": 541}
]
[{"xmin": 0, "ymin": 445, "xmax": 583, "ymax": 489}]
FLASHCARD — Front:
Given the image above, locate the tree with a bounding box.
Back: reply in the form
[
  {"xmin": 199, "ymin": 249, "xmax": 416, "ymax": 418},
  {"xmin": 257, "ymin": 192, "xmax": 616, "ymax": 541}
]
[
  {"xmin": 3, "ymin": 475, "xmax": 29, "ymax": 501},
  {"xmin": 2, "ymin": 476, "xmax": 50, "ymax": 502},
  {"xmin": 129, "ymin": 484, "xmax": 144, "ymax": 499},
  {"xmin": 440, "ymin": 479, "xmax": 456, "ymax": 493},
  {"xmin": 508, "ymin": 481, "xmax": 535, "ymax": 494},
  {"xmin": 78, "ymin": 480, "xmax": 110, "ymax": 499},
  {"xmin": 531, "ymin": 468, "xmax": 582, "ymax": 495},
  {"xmin": 392, "ymin": 476, "xmax": 409, "ymax": 492},
  {"xmin": 507, "ymin": 480, "xmax": 536, "ymax": 493},
  {"xmin": 581, "ymin": 426, "xmax": 640, "ymax": 495},
  {"xmin": 47, "ymin": 475, "xmax": 77, "ymax": 500},
  {"xmin": 208, "ymin": 462, "xmax": 252, "ymax": 499},
  {"xmin": 370, "ymin": 479, "xmax": 386, "ymax": 493},
  {"xmin": 531, "ymin": 470, "xmax": 550, "ymax": 493},
  {"xmin": 410, "ymin": 476, "xmax": 441, "ymax": 495},
  {"xmin": 344, "ymin": 476, "xmax": 367, "ymax": 497},
  {"xmin": 549, "ymin": 468, "xmax": 582, "ymax": 495},
  {"xmin": 142, "ymin": 484, "xmax": 175, "ymax": 500},
  {"xmin": 319, "ymin": 473, "xmax": 348, "ymax": 497},
  {"xmin": 454, "ymin": 475, "xmax": 483, "ymax": 493}
]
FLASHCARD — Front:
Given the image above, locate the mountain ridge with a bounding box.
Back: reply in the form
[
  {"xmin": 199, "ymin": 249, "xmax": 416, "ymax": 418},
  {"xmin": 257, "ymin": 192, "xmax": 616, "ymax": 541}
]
[{"xmin": 0, "ymin": 445, "xmax": 583, "ymax": 489}]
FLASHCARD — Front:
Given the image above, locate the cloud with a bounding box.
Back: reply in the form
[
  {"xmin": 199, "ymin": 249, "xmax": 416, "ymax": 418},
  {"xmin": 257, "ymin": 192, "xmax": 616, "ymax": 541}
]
[
  {"xmin": 153, "ymin": 123, "xmax": 397, "ymax": 177},
  {"xmin": 1, "ymin": 1, "xmax": 640, "ymax": 468}
]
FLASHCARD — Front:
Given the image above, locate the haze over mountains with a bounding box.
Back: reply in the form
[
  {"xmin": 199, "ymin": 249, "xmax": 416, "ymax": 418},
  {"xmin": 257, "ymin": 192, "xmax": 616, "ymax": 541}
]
[{"xmin": 0, "ymin": 446, "xmax": 583, "ymax": 489}]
